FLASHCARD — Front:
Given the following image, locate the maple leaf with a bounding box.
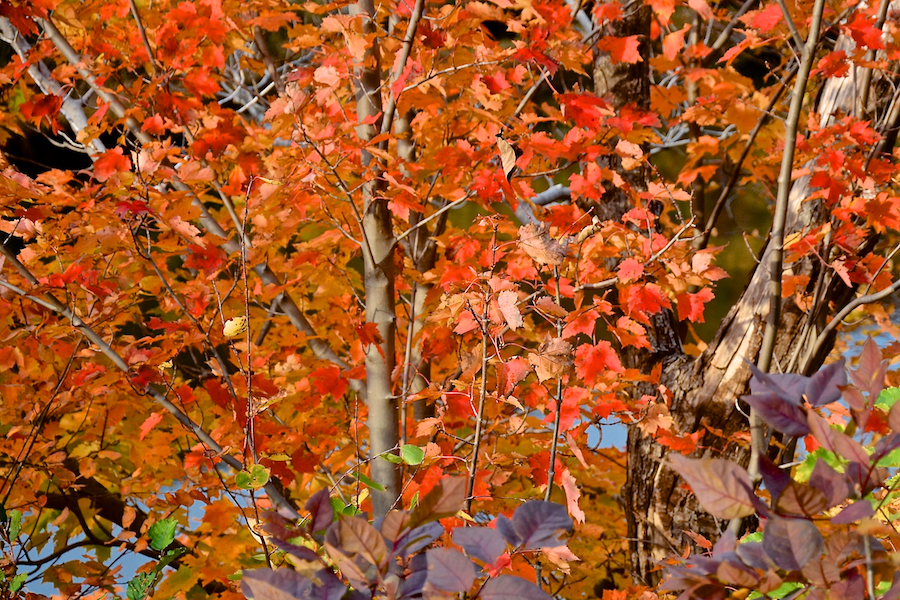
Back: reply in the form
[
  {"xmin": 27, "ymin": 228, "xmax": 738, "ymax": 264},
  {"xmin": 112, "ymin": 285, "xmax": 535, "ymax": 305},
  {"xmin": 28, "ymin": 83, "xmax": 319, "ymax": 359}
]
[
  {"xmin": 663, "ymin": 25, "xmax": 689, "ymax": 61},
  {"xmin": 139, "ymin": 412, "xmax": 164, "ymax": 441},
  {"xmin": 575, "ymin": 341, "xmax": 623, "ymax": 383},
  {"xmin": 94, "ymin": 148, "xmax": 132, "ymax": 182},
  {"xmin": 528, "ymin": 336, "xmax": 573, "ymax": 382},
  {"xmin": 596, "ymin": 35, "xmax": 642, "ymax": 64},
  {"xmin": 617, "ymin": 257, "xmax": 644, "ymax": 283},
  {"xmin": 559, "ymin": 468, "xmax": 585, "ymax": 524},
  {"xmin": 623, "ymin": 283, "xmax": 672, "ymax": 318},
  {"xmin": 518, "ymin": 223, "xmax": 566, "ymax": 266},
  {"xmin": 356, "ymin": 322, "xmax": 386, "ymax": 360},
  {"xmin": 496, "ymin": 290, "xmax": 524, "ymax": 330},
  {"xmin": 498, "ymin": 357, "xmax": 531, "ymax": 395},
  {"xmin": 675, "ymin": 288, "xmax": 714, "ymax": 322}
]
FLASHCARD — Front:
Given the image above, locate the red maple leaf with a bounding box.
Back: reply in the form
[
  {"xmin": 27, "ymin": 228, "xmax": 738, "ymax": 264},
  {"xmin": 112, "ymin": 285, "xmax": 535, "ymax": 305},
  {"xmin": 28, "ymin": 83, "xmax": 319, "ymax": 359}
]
[
  {"xmin": 94, "ymin": 148, "xmax": 132, "ymax": 182},
  {"xmin": 596, "ymin": 35, "xmax": 642, "ymax": 64},
  {"xmin": 617, "ymin": 258, "xmax": 644, "ymax": 282},
  {"xmin": 623, "ymin": 283, "xmax": 672, "ymax": 318},
  {"xmin": 675, "ymin": 288, "xmax": 714, "ymax": 322},
  {"xmin": 575, "ymin": 340, "xmax": 623, "ymax": 384}
]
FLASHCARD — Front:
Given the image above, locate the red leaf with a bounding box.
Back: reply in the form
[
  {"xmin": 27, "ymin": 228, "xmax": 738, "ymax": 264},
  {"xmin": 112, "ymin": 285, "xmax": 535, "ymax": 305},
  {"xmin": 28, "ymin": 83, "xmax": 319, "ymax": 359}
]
[
  {"xmin": 617, "ymin": 258, "xmax": 644, "ymax": 283},
  {"xmin": 94, "ymin": 148, "xmax": 132, "ymax": 182},
  {"xmin": 596, "ymin": 35, "xmax": 642, "ymax": 64},
  {"xmin": 498, "ymin": 357, "xmax": 531, "ymax": 396},
  {"xmin": 575, "ymin": 340, "xmax": 623, "ymax": 383},
  {"xmin": 623, "ymin": 283, "xmax": 672, "ymax": 318},
  {"xmin": 675, "ymin": 288, "xmax": 714, "ymax": 322},
  {"xmin": 139, "ymin": 412, "xmax": 164, "ymax": 440},
  {"xmin": 356, "ymin": 322, "xmax": 386, "ymax": 360},
  {"xmin": 747, "ymin": 4, "xmax": 783, "ymax": 33},
  {"xmin": 663, "ymin": 25, "xmax": 689, "ymax": 61}
]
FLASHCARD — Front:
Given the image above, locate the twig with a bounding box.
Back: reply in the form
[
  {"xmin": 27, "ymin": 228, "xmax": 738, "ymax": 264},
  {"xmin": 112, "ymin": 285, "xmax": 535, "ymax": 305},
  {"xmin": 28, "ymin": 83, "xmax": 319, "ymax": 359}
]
[
  {"xmin": 737, "ymin": 0, "xmax": 827, "ymax": 534},
  {"xmin": 380, "ymin": 0, "xmax": 425, "ymax": 138},
  {"xmin": 128, "ymin": 0, "xmax": 157, "ymax": 75}
]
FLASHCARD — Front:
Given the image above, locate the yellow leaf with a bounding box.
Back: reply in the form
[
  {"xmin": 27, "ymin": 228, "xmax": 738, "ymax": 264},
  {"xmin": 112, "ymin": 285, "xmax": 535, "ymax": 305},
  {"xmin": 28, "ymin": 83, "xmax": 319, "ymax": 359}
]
[{"xmin": 223, "ymin": 316, "xmax": 248, "ymax": 338}]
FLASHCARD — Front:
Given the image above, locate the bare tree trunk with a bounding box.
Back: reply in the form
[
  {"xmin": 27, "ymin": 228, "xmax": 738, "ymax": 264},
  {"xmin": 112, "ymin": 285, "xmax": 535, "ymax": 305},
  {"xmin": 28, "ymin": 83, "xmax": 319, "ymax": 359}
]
[{"xmin": 353, "ymin": 0, "xmax": 401, "ymax": 516}]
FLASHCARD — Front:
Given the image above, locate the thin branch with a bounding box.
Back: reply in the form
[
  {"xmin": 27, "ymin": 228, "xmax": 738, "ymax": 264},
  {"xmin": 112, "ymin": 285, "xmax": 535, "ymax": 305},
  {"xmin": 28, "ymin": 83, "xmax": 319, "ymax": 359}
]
[
  {"xmin": 0, "ymin": 246, "xmax": 299, "ymax": 519},
  {"xmin": 0, "ymin": 18, "xmax": 107, "ymax": 155},
  {"xmin": 740, "ymin": 0, "xmax": 826, "ymax": 526},
  {"xmin": 395, "ymin": 193, "xmax": 472, "ymax": 244},
  {"xmin": 379, "ymin": 0, "xmax": 426, "ymax": 138},
  {"xmin": 774, "ymin": 0, "xmax": 805, "ymax": 51},
  {"xmin": 699, "ymin": 63, "xmax": 798, "ymax": 249},
  {"xmin": 806, "ymin": 278, "xmax": 900, "ymax": 369},
  {"xmin": 128, "ymin": 0, "xmax": 157, "ymax": 75}
]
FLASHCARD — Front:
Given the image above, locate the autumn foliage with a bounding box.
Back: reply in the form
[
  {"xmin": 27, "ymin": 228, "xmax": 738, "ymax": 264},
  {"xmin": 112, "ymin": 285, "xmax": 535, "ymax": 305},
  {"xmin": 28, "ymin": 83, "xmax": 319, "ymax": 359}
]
[{"xmin": 3, "ymin": 0, "xmax": 900, "ymax": 597}]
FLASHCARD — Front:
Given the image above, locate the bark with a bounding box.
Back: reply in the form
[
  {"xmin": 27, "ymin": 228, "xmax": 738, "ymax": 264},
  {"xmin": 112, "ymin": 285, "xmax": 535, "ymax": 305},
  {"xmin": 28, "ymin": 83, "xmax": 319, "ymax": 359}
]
[
  {"xmin": 624, "ymin": 40, "xmax": 892, "ymax": 583},
  {"xmin": 353, "ymin": 0, "xmax": 401, "ymax": 516}
]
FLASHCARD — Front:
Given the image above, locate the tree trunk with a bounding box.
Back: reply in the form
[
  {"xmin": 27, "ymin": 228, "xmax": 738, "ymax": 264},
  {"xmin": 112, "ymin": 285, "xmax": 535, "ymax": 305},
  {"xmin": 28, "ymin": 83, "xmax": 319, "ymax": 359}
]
[{"xmin": 624, "ymin": 38, "xmax": 892, "ymax": 583}]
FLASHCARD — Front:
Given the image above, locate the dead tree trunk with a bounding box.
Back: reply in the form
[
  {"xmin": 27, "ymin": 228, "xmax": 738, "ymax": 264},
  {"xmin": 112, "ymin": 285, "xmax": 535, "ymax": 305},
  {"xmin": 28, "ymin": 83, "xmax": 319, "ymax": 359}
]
[{"xmin": 624, "ymin": 37, "xmax": 899, "ymax": 583}]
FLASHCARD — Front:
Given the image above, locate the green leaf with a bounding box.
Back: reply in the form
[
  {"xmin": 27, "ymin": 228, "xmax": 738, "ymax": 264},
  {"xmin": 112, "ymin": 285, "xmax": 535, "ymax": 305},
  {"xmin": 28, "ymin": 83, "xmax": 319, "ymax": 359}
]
[
  {"xmin": 148, "ymin": 518, "xmax": 177, "ymax": 552},
  {"xmin": 235, "ymin": 464, "xmax": 270, "ymax": 490},
  {"xmin": 156, "ymin": 547, "xmax": 188, "ymax": 571},
  {"xmin": 8, "ymin": 510, "xmax": 21, "ymax": 540},
  {"xmin": 9, "ymin": 573, "xmax": 26, "ymax": 593},
  {"xmin": 795, "ymin": 448, "xmax": 843, "ymax": 482},
  {"xmin": 877, "ymin": 387, "xmax": 900, "ymax": 410},
  {"xmin": 381, "ymin": 453, "xmax": 402, "ymax": 464},
  {"xmin": 410, "ymin": 491, "xmax": 419, "ymax": 510},
  {"xmin": 353, "ymin": 471, "xmax": 385, "ymax": 491},
  {"xmin": 127, "ymin": 572, "xmax": 155, "ymax": 600},
  {"xmin": 227, "ymin": 572, "xmax": 243, "ymax": 581},
  {"xmin": 400, "ymin": 444, "xmax": 425, "ymax": 465}
]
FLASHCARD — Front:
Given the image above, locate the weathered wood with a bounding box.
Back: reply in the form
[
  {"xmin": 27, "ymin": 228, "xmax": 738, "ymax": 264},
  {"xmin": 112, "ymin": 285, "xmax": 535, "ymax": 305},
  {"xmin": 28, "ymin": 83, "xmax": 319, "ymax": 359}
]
[{"xmin": 624, "ymin": 39, "xmax": 883, "ymax": 583}]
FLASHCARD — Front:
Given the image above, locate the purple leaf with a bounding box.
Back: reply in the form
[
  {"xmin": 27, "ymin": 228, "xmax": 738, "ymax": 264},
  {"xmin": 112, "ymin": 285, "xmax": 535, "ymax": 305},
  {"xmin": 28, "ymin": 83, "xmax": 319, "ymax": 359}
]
[
  {"xmin": 396, "ymin": 522, "xmax": 444, "ymax": 558},
  {"xmin": 890, "ymin": 401, "xmax": 900, "ymax": 434},
  {"xmin": 668, "ymin": 454, "xmax": 756, "ymax": 520},
  {"xmin": 758, "ymin": 456, "xmax": 791, "ymax": 503},
  {"xmin": 242, "ymin": 568, "xmax": 311, "ymax": 600},
  {"xmin": 743, "ymin": 394, "xmax": 809, "ymax": 436},
  {"xmin": 271, "ymin": 538, "xmax": 322, "ymax": 563},
  {"xmin": 716, "ymin": 555, "xmax": 759, "ymax": 588},
  {"xmin": 831, "ymin": 430, "xmax": 869, "ymax": 465},
  {"xmin": 480, "ymin": 575, "xmax": 552, "ymax": 600},
  {"xmin": 828, "ymin": 570, "xmax": 866, "ymax": 600},
  {"xmin": 805, "ymin": 359, "xmax": 846, "ymax": 407},
  {"xmin": 511, "ymin": 501, "xmax": 573, "ymax": 549},
  {"xmin": 762, "ymin": 516, "xmax": 823, "ymax": 571},
  {"xmin": 409, "ymin": 477, "xmax": 466, "ymax": 528},
  {"xmin": 325, "ymin": 517, "xmax": 387, "ymax": 569},
  {"xmin": 852, "ymin": 336, "xmax": 883, "ymax": 389},
  {"xmin": 379, "ymin": 511, "xmax": 411, "ymax": 543},
  {"xmin": 399, "ymin": 554, "xmax": 428, "ymax": 599},
  {"xmin": 309, "ymin": 568, "xmax": 347, "ymax": 600},
  {"xmin": 807, "ymin": 411, "xmax": 836, "ymax": 453},
  {"xmin": 495, "ymin": 514, "xmax": 520, "ymax": 546},
  {"xmin": 735, "ymin": 541, "xmax": 771, "ymax": 571},
  {"xmin": 748, "ymin": 363, "xmax": 807, "ymax": 404},
  {"xmin": 711, "ymin": 530, "xmax": 736, "ymax": 558},
  {"xmin": 774, "ymin": 481, "xmax": 827, "ymax": 517},
  {"xmin": 808, "ymin": 459, "xmax": 850, "ymax": 509},
  {"xmin": 831, "ymin": 500, "xmax": 875, "ymax": 525},
  {"xmin": 306, "ymin": 489, "xmax": 334, "ymax": 535},
  {"xmin": 452, "ymin": 527, "xmax": 507, "ymax": 564},
  {"xmin": 425, "ymin": 548, "xmax": 475, "ymax": 592}
]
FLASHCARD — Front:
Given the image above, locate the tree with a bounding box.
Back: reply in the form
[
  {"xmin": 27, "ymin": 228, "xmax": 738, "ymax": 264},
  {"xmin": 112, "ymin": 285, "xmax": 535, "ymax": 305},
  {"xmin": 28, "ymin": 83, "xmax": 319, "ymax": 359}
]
[{"xmin": 0, "ymin": 0, "xmax": 898, "ymax": 596}]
